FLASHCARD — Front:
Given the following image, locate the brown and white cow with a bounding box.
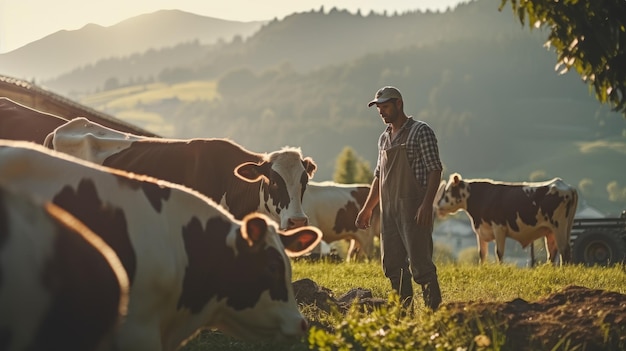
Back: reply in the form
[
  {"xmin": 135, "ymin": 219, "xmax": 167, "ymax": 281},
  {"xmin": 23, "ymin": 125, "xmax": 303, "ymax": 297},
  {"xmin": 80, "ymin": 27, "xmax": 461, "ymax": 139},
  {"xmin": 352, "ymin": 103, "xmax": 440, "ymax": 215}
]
[
  {"xmin": 0, "ymin": 140, "xmax": 322, "ymax": 351},
  {"xmin": 435, "ymin": 173, "xmax": 578, "ymax": 265},
  {"xmin": 45, "ymin": 117, "xmax": 317, "ymax": 230},
  {"xmin": 0, "ymin": 183, "xmax": 129, "ymax": 351},
  {"xmin": 0, "ymin": 97, "xmax": 68, "ymax": 145},
  {"xmin": 303, "ymin": 181, "xmax": 380, "ymax": 261}
]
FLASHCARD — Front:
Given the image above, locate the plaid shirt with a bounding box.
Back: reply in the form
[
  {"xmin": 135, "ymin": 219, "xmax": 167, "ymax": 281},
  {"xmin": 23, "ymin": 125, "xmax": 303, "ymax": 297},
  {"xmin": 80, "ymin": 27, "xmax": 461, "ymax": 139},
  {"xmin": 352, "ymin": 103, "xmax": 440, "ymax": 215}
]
[{"xmin": 374, "ymin": 118, "xmax": 442, "ymax": 187}]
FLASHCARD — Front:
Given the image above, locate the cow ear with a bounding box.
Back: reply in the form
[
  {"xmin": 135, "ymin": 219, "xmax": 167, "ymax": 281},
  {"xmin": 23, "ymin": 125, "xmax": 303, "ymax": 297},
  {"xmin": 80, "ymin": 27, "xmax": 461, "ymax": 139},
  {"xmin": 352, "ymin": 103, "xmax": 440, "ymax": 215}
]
[
  {"xmin": 240, "ymin": 214, "xmax": 269, "ymax": 248},
  {"xmin": 279, "ymin": 227, "xmax": 323, "ymax": 257},
  {"xmin": 302, "ymin": 157, "xmax": 317, "ymax": 179},
  {"xmin": 234, "ymin": 162, "xmax": 270, "ymax": 183}
]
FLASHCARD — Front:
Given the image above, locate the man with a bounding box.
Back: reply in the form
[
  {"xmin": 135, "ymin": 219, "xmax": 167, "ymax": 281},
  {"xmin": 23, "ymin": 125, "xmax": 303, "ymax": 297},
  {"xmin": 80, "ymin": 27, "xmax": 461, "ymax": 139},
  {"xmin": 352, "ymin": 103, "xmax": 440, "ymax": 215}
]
[{"xmin": 355, "ymin": 86, "xmax": 442, "ymax": 311}]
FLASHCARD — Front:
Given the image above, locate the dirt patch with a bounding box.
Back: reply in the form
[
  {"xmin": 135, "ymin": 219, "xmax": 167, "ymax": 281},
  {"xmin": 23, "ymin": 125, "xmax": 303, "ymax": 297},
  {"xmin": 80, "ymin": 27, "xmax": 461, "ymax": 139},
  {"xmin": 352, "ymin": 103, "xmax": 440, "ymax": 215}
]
[
  {"xmin": 293, "ymin": 280, "xmax": 626, "ymax": 351},
  {"xmin": 293, "ymin": 278, "xmax": 387, "ymax": 314},
  {"xmin": 444, "ymin": 285, "xmax": 626, "ymax": 350}
]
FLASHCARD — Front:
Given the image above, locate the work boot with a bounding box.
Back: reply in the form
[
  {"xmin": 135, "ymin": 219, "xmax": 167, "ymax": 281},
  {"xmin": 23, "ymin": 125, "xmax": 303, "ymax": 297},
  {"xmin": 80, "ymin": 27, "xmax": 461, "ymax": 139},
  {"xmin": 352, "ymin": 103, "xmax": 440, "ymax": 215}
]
[
  {"xmin": 422, "ymin": 280, "xmax": 442, "ymax": 311},
  {"xmin": 400, "ymin": 293, "xmax": 413, "ymax": 309}
]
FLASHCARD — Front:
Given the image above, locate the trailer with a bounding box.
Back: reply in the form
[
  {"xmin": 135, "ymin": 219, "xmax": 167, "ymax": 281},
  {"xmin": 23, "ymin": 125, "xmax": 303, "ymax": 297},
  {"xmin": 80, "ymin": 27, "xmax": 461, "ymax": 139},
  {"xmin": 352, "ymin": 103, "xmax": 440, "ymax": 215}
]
[{"xmin": 570, "ymin": 210, "xmax": 626, "ymax": 266}]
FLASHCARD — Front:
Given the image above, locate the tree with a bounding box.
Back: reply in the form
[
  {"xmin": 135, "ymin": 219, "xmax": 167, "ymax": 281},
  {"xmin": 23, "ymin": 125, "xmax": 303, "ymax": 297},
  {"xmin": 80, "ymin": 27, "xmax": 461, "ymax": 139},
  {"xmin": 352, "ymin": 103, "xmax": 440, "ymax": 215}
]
[
  {"xmin": 333, "ymin": 146, "xmax": 373, "ymax": 184},
  {"xmin": 355, "ymin": 161, "xmax": 374, "ymax": 184},
  {"xmin": 499, "ymin": 0, "xmax": 626, "ymax": 117}
]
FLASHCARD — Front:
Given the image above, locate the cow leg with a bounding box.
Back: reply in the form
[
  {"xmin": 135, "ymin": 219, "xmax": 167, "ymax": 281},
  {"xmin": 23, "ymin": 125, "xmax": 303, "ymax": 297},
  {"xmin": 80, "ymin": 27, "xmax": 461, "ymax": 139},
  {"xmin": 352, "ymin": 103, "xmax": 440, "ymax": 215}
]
[
  {"xmin": 352, "ymin": 229, "xmax": 376, "ymax": 262},
  {"xmin": 555, "ymin": 229, "xmax": 572, "ymax": 264},
  {"xmin": 560, "ymin": 237, "xmax": 572, "ymax": 264},
  {"xmin": 477, "ymin": 236, "xmax": 488, "ymax": 264},
  {"xmin": 494, "ymin": 243, "xmax": 505, "ymax": 263},
  {"xmin": 544, "ymin": 234, "xmax": 559, "ymax": 265},
  {"xmin": 494, "ymin": 230, "xmax": 507, "ymax": 263},
  {"xmin": 346, "ymin": 239, "xmax": 360, "ymax": 262}
]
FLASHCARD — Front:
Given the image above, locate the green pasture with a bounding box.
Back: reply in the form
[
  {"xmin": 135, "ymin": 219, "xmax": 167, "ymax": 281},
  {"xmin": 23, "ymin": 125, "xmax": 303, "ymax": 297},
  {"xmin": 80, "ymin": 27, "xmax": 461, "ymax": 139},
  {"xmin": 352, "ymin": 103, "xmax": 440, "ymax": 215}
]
[
  {"xmin": 81, "ymin": 80, "xmax": 219, "ymax": 110},
  {"xmin": 79, "ymin": 80, "xmax": 220, "ymax": 136},
  {"xmin": 181, "ymin": 262, "xmax": 626, "ymax": 351}
]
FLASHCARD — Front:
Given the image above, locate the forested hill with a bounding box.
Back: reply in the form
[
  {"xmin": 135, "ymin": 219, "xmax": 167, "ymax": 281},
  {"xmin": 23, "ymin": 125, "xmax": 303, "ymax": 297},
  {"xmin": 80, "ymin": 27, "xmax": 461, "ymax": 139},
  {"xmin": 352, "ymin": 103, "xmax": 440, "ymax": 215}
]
[
  {"xmin": 41, "ymin": 0, "xmax": 527, "ymax": 94},
  {"xmin": 4, "ymin": 0, "xmax": 625, "ymax": 214}
]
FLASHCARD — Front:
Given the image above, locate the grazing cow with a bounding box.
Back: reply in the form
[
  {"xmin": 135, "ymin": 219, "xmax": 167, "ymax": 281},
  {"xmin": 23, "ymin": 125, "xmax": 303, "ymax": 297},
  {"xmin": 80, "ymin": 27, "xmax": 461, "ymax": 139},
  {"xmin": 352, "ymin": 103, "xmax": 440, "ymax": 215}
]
[
  {"xmin": 0, "ymin": 183, "xmax": 129, "ymax": 351},
  {"xmin": 0, "ymin": 97, "xmax": 68, "ymax": 145},
  {"xmin": 303, "ymin": 181, "xmax": 380, "ymax": 261},
  {"xmin": 45, "ymin": 117, "xmax": 317, "ymax": 230},
  {"xmin": 435, "ymin": 173, "xmax": 578, "ymax": 265},
  {"xmin": 0, "ymin": 140, "xmax": 323, "ymax": 351}
]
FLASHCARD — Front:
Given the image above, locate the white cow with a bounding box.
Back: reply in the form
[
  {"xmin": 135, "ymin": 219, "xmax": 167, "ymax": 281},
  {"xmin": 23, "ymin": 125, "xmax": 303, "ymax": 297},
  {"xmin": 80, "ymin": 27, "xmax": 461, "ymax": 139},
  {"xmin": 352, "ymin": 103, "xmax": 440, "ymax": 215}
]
[
  {"xmin": 44, "ymin": 117, "xmax": 317, "ymax": 230},
  {"xmin": 0, "ymin": 182, "xmax": 129, "ymax": 351},
  {"xmin": 303, "ymin": 181, "xmax": 380, "ymax": 261},
  {"xmin": 435, "ymin": 173, "xmax": 578, "ymax": 265},
  {"xmin": 0, "ymin": 140, "xmax": 322, "ymax": 351}
]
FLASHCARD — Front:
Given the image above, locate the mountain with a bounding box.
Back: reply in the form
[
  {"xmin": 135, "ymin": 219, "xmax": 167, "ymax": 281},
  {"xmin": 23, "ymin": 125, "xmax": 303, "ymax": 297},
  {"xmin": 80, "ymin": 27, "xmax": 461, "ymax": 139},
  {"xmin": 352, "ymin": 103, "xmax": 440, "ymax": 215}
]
[{"xmin": 0, "ymin": 9, "xmax": 265, "ymax": 81}]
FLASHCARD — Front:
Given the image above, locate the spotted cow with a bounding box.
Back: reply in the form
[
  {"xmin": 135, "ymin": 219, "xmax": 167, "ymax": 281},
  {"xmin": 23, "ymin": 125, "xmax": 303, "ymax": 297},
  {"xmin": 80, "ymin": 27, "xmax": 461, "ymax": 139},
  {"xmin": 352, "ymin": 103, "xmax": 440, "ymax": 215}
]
[
  {"xmin": 0, "ymin": 183, "xmax": 129, "ymax": 351},
  {"xmin": 303, "ymin": 181, "xmax": 380, "ymax": 261},
  {"xmin": 435, "ymin": 173, "xmax": 578, "ymax": 265},
  {"xmin": 0, "ymin": 97, "xmax": 68, "ymax": 145},
  {"xmin": 0, "ymin": 140, "xmax": 323, "ymax": 351},
  {"xmin": 45, "ymin": 117, "xmax": 317, "ymax": 230}
]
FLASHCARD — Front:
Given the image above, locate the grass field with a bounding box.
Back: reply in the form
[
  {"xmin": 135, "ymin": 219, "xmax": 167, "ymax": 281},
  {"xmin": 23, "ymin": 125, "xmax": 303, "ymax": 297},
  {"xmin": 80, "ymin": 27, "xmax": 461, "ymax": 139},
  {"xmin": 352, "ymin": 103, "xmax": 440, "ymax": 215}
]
[
  {"xmin": 180, "ymin": 261, "xmax": 626, "ymax": 351},
  {"xmin": 78, "ymin": 80, "xmax": 220, "ymax": 136},
  {"xmin": 81, "ymin": 81, "xmax": 220, "ymax": 110}
]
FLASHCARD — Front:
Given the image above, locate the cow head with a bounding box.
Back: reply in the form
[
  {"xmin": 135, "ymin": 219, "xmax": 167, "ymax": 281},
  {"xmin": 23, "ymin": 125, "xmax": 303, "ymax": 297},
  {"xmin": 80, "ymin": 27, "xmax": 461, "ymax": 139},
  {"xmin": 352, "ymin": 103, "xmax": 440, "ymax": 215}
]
[
  {"xmin": 178, "ymin": 212, "xmax": 322, "ymax": 342},
  {"xmin": 436, "ymin": 173, "xmax": 469, "ymax": 217},
  {"xmin": 44, "ymin": 117, "xmax": 142, "ymax": 164},
  {"xmin": 234, "ymin": 147, "xmax": 317, "ymax": 230}
]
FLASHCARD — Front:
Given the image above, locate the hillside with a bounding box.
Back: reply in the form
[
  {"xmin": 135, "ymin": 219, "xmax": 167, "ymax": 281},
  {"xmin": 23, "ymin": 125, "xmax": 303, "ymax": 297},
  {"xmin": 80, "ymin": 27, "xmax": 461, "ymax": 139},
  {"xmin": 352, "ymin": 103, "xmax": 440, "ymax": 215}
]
[
  {"xmin": 1, "ymin": 0, "xmax": 624, "ymax": 215},
  {"xmin": 40, "ymin": 0, "xmax": 527, "ymax": 95}
]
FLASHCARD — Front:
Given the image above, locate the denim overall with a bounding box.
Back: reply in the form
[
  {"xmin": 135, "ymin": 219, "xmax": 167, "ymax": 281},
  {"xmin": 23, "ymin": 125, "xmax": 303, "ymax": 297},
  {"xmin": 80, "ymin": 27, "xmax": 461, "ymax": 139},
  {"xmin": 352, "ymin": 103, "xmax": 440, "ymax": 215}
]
[{"xmin": 379, "ymin": 120, "xmax": 441, "ymax": 310}]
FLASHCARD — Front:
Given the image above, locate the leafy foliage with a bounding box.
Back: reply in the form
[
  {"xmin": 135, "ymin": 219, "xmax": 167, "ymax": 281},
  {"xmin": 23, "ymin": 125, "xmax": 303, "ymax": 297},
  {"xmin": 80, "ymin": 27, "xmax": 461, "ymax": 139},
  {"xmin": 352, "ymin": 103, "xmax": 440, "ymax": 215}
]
[
  {"xmin": 499, "ymin": 0, "xmax": 626, "ymax": 117},
  {"xmin": 308, "ymin": 298, "xmax": 464, "ymax": 351}
]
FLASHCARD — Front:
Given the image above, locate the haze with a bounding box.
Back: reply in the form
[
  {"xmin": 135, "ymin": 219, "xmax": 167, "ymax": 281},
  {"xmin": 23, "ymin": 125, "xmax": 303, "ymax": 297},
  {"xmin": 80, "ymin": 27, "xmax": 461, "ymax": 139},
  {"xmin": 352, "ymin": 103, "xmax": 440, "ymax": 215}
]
[{"xmin": 0, "ymin": 0, "xmax": 470, "ymax": 53}]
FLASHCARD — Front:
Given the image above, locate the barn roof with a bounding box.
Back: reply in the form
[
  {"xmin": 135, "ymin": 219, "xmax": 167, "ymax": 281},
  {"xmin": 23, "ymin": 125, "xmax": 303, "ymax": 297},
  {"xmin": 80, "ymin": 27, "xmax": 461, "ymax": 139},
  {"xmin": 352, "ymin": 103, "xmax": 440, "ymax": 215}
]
[{"xmin": 0, "ymin": 74, "xmax": 159, "ymax": 137}]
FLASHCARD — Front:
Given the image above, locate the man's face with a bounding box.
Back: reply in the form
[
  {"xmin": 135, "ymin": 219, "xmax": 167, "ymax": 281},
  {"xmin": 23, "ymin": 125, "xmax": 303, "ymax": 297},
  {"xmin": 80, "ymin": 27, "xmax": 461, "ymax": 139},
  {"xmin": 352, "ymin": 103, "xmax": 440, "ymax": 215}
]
[{"xmin": 375, "ymin": 99, "xmax": 399, "ymax": 124}]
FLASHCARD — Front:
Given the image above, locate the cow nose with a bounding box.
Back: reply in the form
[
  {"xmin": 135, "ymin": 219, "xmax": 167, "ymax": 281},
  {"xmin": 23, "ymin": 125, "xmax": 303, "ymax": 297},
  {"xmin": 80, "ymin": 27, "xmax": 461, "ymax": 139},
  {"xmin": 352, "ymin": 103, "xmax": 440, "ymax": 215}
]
[{"xmin": 288, "ymin": 217, "xmax": 308, "ymax": 229}]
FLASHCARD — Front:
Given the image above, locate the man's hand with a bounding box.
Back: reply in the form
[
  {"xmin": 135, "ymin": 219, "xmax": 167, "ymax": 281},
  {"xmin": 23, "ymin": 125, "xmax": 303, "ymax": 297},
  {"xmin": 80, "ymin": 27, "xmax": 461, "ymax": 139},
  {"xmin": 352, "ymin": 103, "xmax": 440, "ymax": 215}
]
[
  {"xmin": 356, "ymin": 209, "xmax": 372, "ymax": 229},
  {"xmin": 415, "ymin": 204, "xmax": 434, "ymax": 227}
]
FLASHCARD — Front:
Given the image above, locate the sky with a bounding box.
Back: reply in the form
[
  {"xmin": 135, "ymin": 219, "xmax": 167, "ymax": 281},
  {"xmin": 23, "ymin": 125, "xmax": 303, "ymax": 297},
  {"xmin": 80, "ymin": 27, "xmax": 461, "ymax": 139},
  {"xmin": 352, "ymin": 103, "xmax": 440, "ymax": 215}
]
[{"xmin": 0, "ymin": 0, "xmax": 470, "ymax": 54}]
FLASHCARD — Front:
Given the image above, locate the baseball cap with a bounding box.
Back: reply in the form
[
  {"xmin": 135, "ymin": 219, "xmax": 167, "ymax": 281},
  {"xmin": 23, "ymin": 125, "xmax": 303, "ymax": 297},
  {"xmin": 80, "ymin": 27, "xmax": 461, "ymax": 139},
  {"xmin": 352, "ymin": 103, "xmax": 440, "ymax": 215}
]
[{"xmin": 367, "ymin": 86, "xmax": 402, "ymax": 107}]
